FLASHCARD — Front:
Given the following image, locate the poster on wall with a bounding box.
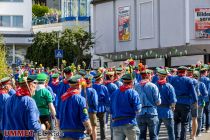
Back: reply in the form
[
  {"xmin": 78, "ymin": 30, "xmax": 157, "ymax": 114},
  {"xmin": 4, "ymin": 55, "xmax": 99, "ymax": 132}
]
[
  {"xmin": 195, "ymin": 8, "xmax": 210, "ymax": 39},
  {"xmin": 118, "ymin": 6, "xmax": 131, "ymax": 41}
]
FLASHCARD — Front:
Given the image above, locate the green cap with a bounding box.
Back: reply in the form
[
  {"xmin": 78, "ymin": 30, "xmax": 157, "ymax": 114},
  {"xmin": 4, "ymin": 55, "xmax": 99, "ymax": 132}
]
[
  {"xmin": 94, "ymin": 72, "xmax": 103, "ymax": 80},
  {"xmin": 63, "ymin": 67, "xmax": 72, "ymax": 73},
  {"xmin": 193, "ymin": 71, "xmax": 200, "ymax": 78},
  {"xmin": 187, "ymin": 67, "xmax": 195, "ymax": 72},
  {"xmin": 140, "ymin": 69, "xmax": 153, "ymax": 75},
  {"xmin": 200, "ymin": 68, "xmax": 208, "ymax": 72},
  {"xmin": 68, "ymin": 74, "xmax": 82, "ymax": 84},
  {"xmin": 27, "ymin": 75, "xmax": 38, "ymax": 82},
  {"xmin": 78, "ymin": 69, "xmax": 86, "ymax": 76},
  {"xmin": 52, "ymin": 73, "xmax": 59, "ymax": 78},
  {"xmin": 157, "ymin": 69, "xmax": 169, "ymax": 76},
  {"xmin": 116, "ymin": 67, "xmax": 123, "ymax": 71},
  {"xmin": 106, "ymin": 71, "xmax": 115, "ymax": 76},
  {"xmin": 177, "ymin": 66, "xmax": 188, "ymax": 71},
  {"xmin": 121, "ymin": 74, "xmax": 134, "ymax": 81},
  {"xmin": 37, "ymin": 73, "xmax": 48, "ymax": 81}
]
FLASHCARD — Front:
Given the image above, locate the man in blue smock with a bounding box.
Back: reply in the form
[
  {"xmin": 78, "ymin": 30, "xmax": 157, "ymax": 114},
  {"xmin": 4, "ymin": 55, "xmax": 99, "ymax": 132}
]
[
  {"xmin": 155, "ymin": 69, "xmax": 177, "ymax": 140},
  {"xmin": 199, "ymin": 68, "xmax": 210, "ymax": 132},
  {"xmin": 58, "ymin": 74, "xmax": 92, "ymax": 140},
  {"xmin": 3, "ymin": 75, "xmax": 45, "ymax": 140},
  {"xmin": 92, "ymin": 72, "xmax": 110, "ymax": 140},
  {"xmin": 56, "ymin": 67, "xmax": 73, "ymax": 121},
  {"xmin": 81, "ymin": 75, "xmax": 98, "ymax": 140},
  {"xmin": 0, "ymin": 77, "xmax": 11, "ymax": 140},
  {"xmin": 193, "ymin": 71, "xmax": 208, "ymax": 136},
  {"xmin": 104, "ymin": 71, "xmax": 118, "ymax": 140},
  {"xmin": 111, "ymin": 73, "xmax": 141, "ymax": 140},
  {"xmin": 135, "ymin": 69, "xmax": 161, "ymax": 140},
  {"xmin": 169, "ymin": 66, "xmax": 198, "ymax": 140}
]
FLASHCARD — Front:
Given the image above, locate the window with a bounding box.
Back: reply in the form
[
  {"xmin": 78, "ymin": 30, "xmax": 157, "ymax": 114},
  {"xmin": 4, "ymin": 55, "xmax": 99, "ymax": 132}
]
[
  {"xmin": 62, "ymin": 0, "xmax": 89, "ymax": 17},
  {"xmin": 0, "ymin": 16, "xmax": 10, "ymax": 27},
  {"xmin": 80, "ymin": 0, "xmax": 87, "ymax": 16},
  {"xmin": 71, "ymin": 0, "xmax": 78, "ymax": 17},
  {"xmin": 0, "ymin": 15, "xmax": 23, "ymax": 27},
  {"xmin": 12, "ymin": 16, "xmax": 23, "ymax": 27}
]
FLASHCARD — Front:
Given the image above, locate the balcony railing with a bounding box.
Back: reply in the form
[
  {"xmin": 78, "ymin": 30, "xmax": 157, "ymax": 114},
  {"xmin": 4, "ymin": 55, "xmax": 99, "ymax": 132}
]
[{"xmin": 32, "ymin": 16, "xmax": 90, "ymax": 26}]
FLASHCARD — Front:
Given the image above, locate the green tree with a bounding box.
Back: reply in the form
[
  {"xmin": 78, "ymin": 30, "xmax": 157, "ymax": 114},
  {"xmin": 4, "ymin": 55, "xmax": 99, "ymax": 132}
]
[
  {"xmin": 32, "ymin": 4, "xmax": 49, "ymax": 17},
  {"xmin": 0, "ymin": 35, "xmax": 10, "ymax": 79},
  {"xmin": 60, "ymin": 28, "xmax": 94, "ymax": 67},
  {"xmin": 26, "ymin": 28, "xmax": 94, "ymax": 68}
]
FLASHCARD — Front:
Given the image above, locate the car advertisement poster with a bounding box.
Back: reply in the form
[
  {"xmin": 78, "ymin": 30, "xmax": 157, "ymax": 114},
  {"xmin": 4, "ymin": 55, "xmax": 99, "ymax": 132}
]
[
  {"xmin": 195, "ymin": 8, "xmax": 210, "ymax": 39},
  {"xmin": 118, "ymin": 6, "xmax": 131, "ymax": 41}
]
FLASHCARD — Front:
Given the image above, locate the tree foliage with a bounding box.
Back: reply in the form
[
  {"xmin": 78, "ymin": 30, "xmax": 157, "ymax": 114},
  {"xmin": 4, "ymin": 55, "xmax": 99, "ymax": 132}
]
[
  {"xmin": 0, "ymin": 35, "xmax": 10, "ymax": 79},
  {"xmin": 32, "ymin": 4, "xmax": 49, "ymax": 17},
  {"xmin": 26, "ymin": 28, "xmax": 94, "ymax": 68}
]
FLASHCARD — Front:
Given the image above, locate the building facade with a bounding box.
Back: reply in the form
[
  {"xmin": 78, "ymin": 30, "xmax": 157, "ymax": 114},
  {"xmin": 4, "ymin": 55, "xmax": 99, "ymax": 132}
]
[
  {"xmin": 0, "ymin": 0, "xmax": 33, "ymax": 66},
  {"xmin": 91, "ymin": 0, "xmax": 210, "ymax": 68}
]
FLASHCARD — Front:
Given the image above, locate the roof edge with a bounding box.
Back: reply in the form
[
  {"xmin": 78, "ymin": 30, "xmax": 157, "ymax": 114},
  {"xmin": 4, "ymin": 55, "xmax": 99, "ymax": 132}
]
[{"xmin": 91, "ymin": 0, "xmax": 114, "ymax": 4}]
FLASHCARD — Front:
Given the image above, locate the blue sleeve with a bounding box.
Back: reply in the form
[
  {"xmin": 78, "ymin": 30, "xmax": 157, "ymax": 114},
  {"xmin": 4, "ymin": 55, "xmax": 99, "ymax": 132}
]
[
  {"xmin": 168, "ymin": 84, "xmax": 177, "ymax": 104},
  {"xmin": 103, "ymin": 86, "xmax": 110, "ymax": 108},
  {"xmin": 79, "ymin": 98, "xmax": 89, "ymax": 123},
  {"xmin": 27, "ymin": 99, "xmax": 41, "ymax": 132},
  {"xmin": 189, "ymin": 80, "xmax": 198, "ymax": 103},
  {"xmin": 200, "ymin": 82, "xmax": 208, "ymax": 97},
  {"xmin": 152, "ymin": 85, "xmax": 161, "ymax": 104},
  {"xmin": 92, "ymin": 89, "xmax": 98, "ymax": 111},
  {"xmin": 130, "ymin": 90, "xmax": 141, "ymax": 112}
]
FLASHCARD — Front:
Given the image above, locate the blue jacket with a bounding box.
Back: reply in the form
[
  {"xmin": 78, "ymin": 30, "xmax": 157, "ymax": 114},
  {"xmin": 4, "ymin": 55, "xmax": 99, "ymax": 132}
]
[
  {"xmin": 152, "ymin": 74, "xmax": 159, "ymax": 84},
  {"xmin": 0, "ymin": 94, "xmax": 10, "ymax": 130},
  {"xmin": 81, "ymin": 87, "xmax": 98, "ymax": 113},
  {"xmin": 56, "ymin": 81, "xmax": 70, "ymax": 119},
  {"xmin": 169, "ymin": 76, "xmax": 198, "ymax": 105},
  {"xmin": 135, "ymin": 82, "xmax": 161, "ymax": 116},
  {"xmin": 92, "ymin": 84, "xmax": 110, "ymax": 113},
  {"xmin": 200, "ymin": 76, "xmax": 210, "ymax": 102},
  {"xmin": 114, "ymin": 80, "xmax": 123, "ymax": 88},
  {"xmin": 105, "ymin": 83, "xmax": 118, "ymax": 96},
  {"xmin": 59, "ymin": 94, "xmax": 89, "ymax": 139},
  {"xmin": 3, "ymin": 95, "xmax": 41, "ymax": 140},
  {"xmin": 156, "ymin": 83, "xmax": 177, "ymax": 119},
  {"xmin": 195, "ymin": 81, "xmax": 208, "ymax": 107},
  {"xmin": 110, "ymin": 88, "xmax": 141, "ymax": 127}
]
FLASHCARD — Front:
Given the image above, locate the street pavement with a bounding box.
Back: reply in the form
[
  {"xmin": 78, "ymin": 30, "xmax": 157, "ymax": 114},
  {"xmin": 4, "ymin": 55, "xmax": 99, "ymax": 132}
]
[{"xmin": 38, "ymin": 119, "xmax": 210, "ymax": 140}]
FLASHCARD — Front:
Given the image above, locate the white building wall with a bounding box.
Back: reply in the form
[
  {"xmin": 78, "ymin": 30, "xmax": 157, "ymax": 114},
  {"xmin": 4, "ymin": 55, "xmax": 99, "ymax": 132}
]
[{"xmin": 0, "ymin": 0, "xmax": 32, "ymax": 32}]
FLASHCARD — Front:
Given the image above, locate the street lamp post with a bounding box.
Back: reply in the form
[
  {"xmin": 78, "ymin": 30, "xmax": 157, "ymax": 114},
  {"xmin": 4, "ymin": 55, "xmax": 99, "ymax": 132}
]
[{"xmin": 57, "ymin": 31, "xmax": 61, "ymax": 69}]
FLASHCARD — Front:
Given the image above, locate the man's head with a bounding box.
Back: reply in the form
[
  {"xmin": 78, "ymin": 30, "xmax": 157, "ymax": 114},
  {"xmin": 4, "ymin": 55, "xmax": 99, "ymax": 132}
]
[
  {"xmin": 187, "ymin": 68, "xmax": 194, "ymax": 77},
  {"xmin": 63, "ymin": 67, "xmax": 73, "ymax": 79},
  {"xmin": 193, "ymin": 71, "xmax": 200, "ymax": 80},
  {"xmin": 177, "ymin": 66, "xmax": 188, "ymax": 76},
  {"xmin": 106, "ymin": 71, "xmax": 115, "ymax": 81},
  {"xmin": 0, "ymin": 77, "xmax": 12, "ymax": 92},
  {"xmin": 140, "ymin": 69, "xmax": 153, "ymax": 81},
  {"xmin": 18, "ymin": 75, "xmax": 38, "ymax": 96},
  {"xmin": 68, "ymin": 74, "xmax": 82, "ymax": 90},
  {"xmin": 200, "ymin": 68, "xmax": 208, "ymax": 76},
  {"xmin": 37, "ymin": 73, "xmax": 48, "ymax": 85},
  {"xmin": 121, "ymin": 74, "xmax": 134, "ymax": 86},
  {"xmin": 157, "ymin": 69, "xmax": 168, "ymax": 80},
  {"xmin": 94, "ymin": 72, "xmax": 103, "ymax": 83}
]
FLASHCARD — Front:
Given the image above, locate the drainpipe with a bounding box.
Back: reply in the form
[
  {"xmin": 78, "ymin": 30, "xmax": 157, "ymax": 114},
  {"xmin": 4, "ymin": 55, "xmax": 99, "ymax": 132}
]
[{"xmin": 185, "ymin": 0, "xmax": 190, "ymax": 44}]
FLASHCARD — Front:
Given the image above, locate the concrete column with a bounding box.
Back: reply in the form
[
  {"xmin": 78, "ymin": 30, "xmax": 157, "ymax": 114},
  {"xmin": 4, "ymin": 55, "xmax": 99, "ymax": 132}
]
[{"xmin": 12, "ymin": 44, "xmax": 15, "ymax": 64}]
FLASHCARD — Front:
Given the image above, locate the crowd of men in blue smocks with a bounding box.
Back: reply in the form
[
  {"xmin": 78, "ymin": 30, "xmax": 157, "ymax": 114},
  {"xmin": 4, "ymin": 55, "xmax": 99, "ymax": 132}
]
[{"xmin": 0, "ymin": 60, "xmax": 210, "ymax": 140}]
